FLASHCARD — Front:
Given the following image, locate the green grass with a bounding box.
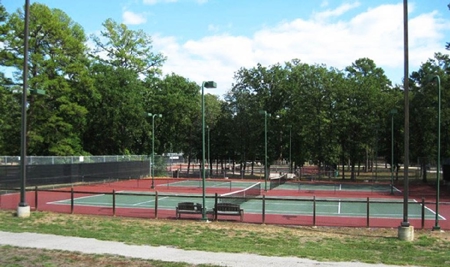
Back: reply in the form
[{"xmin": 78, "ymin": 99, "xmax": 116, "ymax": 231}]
[
  {"xmin": 0, "ymin": 245, "xmax": 219, "ymax": 267},
  {"xmin": 0, "ymin": 210, "xmax": 450, "ymax": 266}
]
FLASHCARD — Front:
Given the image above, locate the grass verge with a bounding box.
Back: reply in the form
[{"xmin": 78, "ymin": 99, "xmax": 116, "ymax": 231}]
[{"xmin": 0, "ymin": 210, "xmax": 449, "ymax": 266}]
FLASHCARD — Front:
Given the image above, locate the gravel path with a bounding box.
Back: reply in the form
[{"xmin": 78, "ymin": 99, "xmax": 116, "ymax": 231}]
[{"xmin": 0, "ymin": 231, "xmax": 411, "ymax": 267}]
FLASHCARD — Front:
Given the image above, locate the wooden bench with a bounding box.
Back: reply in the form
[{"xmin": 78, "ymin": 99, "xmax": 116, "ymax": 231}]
[
  {"xmin": 176, "ymin": 202, "xmax": 203, "ymax": 219},
  {"xmin": 214, "ymin": 203, "xmax": 244, "ymax": 221}
]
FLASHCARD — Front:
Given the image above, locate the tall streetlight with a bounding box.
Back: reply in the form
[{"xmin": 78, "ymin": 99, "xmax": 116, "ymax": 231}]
[
  {"xmin": 430, "ymin": 75, "xmax": 441, "ymax": 231},
  {"xmin": 148, "ymin": 113, "xmax": 162, "ymax": 189},
  {"xmin": 17, "ymin": 0, "xmax": 31, "ymax": 218},
  {"xmin": 259, "ymin": 110, "xmax": 271, "ymax": 191},
  {"xmin": 18, "ymin": 0, "xmax": 46, "ymax": 218},
  {"xmin": 202, "ymin": 81, "xmax": 217, "ymax": 221},
  {"xmin": 401, "ymin": 0, "xmax": 410, "ymax": 229},
  {"xmin": 390, "ymin": 109, "xmax": 397, "ymax": 195}
]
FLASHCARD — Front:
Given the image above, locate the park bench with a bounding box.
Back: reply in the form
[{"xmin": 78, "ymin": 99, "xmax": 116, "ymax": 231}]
[
  {"xmin": 175, "ymin": 202, "xmax": 203, "ymax": 219},
  {"xmin": 214, "ymin": 203, "xmax": 244, "ymax": 221}
]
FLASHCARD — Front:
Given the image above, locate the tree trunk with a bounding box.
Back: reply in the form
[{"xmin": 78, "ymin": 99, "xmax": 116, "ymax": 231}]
[
  {"xmin": 187, "ymin": 155, "xmax": 191, "ymax": 178},
  {"xmin": 351, "ymin": 162, "xmax": 356, "ymax": 181}
]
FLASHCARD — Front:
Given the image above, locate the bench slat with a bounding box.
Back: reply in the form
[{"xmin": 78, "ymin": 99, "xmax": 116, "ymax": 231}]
[{"xmin": 214, "ymin": 203, "xmax": 244, "ymax": 221}]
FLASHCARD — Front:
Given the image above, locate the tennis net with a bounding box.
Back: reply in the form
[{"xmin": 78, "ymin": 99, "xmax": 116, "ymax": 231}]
[
  {"xmin": 269, "ymin": 175, "xmax": 287, "ymax": 190},
  {"xmin": 218, "ymin": 182, "xmax": 261, "ymax": 205}
]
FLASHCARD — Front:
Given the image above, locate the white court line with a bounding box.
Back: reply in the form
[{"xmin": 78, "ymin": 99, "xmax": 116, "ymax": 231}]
[
  {"xmin": 47, "ymin": 194, "xmax": 105, "ymax": 205},
  {"xmin": 214, "ymin": 182, "xmax": 231, "ymax": 187},
  {"xmin": 157, "ymin": 181, "xmax": 186, "ymax": 187},
  {"xmin": 415, "ymin": 199, "xmax": 447, "ymax": 220},
  {"xmin": 392, "ymin": 186, "xmax": 402, "ymax": 193},
  {"xmin": 133, "ymin": 196, "xmax": 169, "ymax": 206},
  {"xmin": 338, "ymin": 199, "xmax": 341, "ymax": 214}
]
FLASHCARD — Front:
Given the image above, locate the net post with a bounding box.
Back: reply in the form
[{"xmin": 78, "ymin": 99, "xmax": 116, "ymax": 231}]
[
  {"xmin": 366, "ymin": 197, "xmax": 370, "ymax": 228},
  {"xmin": 155, "ymin": 191, "xmax": 158, "ymax": 219},
  {"xmin": 112, "ymin": 190, "xmax": 116, "ymax": 216},
  {"xmin": 34, "ymin": 186, "xmax": 38, "ymax": 211}
]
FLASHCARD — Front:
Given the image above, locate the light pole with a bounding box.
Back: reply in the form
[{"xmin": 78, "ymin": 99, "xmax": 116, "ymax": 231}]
[
  {"xmin": 18, "ymin": 0, "xmax": 31, "ymax": 218},
  {"xmin": 148, "ymin": 113, "xmax": 162, "ymax": 189},
  {"xmin": 430, "ymin": 75, "xmax": 441, "ymax": 231},
  {"xmin": 202, "ymin": 81, "xmax": 217, "ymax": 221},
  {"xmin": 400, "ymin": 0, "xmax": 410, "ymax": 230},
  {"xmin": 390, "ymin": 109, "xmax": 397, "ymax": 195},
  {"xmin": 259, "ymin": 110, "xmax": 271, "ymax": 191}
]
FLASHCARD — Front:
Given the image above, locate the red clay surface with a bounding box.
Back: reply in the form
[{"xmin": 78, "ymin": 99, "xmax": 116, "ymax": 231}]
[{"xmin": 1, "ymin": 178, "xmax": 449, "ymax": 230}]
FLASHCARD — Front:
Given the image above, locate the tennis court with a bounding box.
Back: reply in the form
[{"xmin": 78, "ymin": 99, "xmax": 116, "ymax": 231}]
[
  {"xmin": 48, "ymin": 189, "xmax": 442, "ymax": 220},
  {"xmin": 2, "ymin": 177, "xmax": 449, "ymax": 229}
]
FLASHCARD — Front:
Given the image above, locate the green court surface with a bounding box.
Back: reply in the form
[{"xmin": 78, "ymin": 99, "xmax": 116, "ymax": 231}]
[
  {"xmin": 157, "ymin": 179, "xmax": 262, "ymax": 190},
  {"xmin": 49, "ymin": 191, "xmax": 443, "ymax": 220},
  {"xmin": 279, "ymin": 182, "xmax": 397, "ymax": 193}
]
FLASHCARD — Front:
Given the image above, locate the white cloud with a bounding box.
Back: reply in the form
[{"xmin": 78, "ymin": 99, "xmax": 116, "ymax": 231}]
[
  {"xmin": 321, "ymin": 1, "xmax": 329, "ymax": 8},
  {"xmin": 152, "ymin": 3, "xmax": 449, "ymax": 96},
  {"xmin": 123, "ymin": 11, "xmax": 147, "ymax": 25},
  {"xmin": 312, "ymin": 2, "xmax": 360, "ymax": 22},
  {"xmin": 207, "ymin": 24, "xmax": 220, "ymax": 32},
  {"xmin": 143, "ymin": 0, "xmax": 178, "ymax": 5}
]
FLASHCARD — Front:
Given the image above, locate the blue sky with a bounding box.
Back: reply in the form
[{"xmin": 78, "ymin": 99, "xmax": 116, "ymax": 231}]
[{"xmin": 3, "ymin": 0, "xmax": 450, "ymax": 96}]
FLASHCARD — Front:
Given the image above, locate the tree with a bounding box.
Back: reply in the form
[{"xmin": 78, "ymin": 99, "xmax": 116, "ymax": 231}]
[
  {"xmin": 144, "ymin": 74, "xmax": 201, "ymax": 158},
  {"xmin": 225, "ymin": 68, "xmax": 262, "ymax": 173},
  {"xmin": 83, "ymin": 64, "xmax": 146, "ymax": 155},
  {"xmin": 340, "ymin": 58, "xmax": 393, "ymax": 180},
  {"xmin": 85, "ymin": 18, "xmax": 167, "ymax": 155},
  {"xmin": 2, "ymin": 3, "xmax": 93, "ymax": 155},
  {"xmin": 90, "ymin": 18, "xmax": 165, "ymax": 78},
  {"xmin": 0, "ymin": 2, "xmax": 20, "ymax": 155},
  {"xmin": 410, "ymin": 53, "xmax": 450, "ymax": 182}
]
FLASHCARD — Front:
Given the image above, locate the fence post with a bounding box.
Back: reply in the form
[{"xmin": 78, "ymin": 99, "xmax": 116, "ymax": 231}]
[
  {"xmin": 70, "ymin": 187, "xmax": 74, "ymax": 214},
  {"xmin": 34, "ymin": 186, "xmax": 38, "ymax": 211},
  {"xmin": 313, "ymin": 196, "xmax": 316, "ymax": 227},
  {"xmin": 112, "ymin": 190, "xmax": 116, "ymax": 216},
  {"xmin": 155, "ymin": 191, "xmax": 158, "ymax": 219},
  {"xmin": 262, "ymin": 195, "xmax": 266, "ymax": 224},
  {"xmin": 421, "ymin": 197, "xmax": 425, "ymax": 229},
  {"xmin": 366, "ymin": 197, "xmax": 370, "ymax": 228},
  {"xmin": 214, "ymin": 193, "xmax": 218, "ymax": 221}
]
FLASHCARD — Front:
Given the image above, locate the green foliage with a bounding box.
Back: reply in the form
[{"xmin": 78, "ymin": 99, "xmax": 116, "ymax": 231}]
[
  {"xmin": 2, "ymin": 3, "xmax": 92, "ymax": 156},
  {"xmin": 83, "ymin": 64, "xmax": 147, "ymax": 155},
  {"xmin": 90, "ymin": 18, "xmax": 166, "ymax": 78},
  {"xmin": 0, "ymin": 1, "xmax": 449, "ymax": 179}
]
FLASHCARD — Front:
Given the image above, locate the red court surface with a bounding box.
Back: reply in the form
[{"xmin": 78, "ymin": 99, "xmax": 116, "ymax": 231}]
[{"xmin": 1, "ymin": 178, "xmax": 449, "ymax": 230}]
